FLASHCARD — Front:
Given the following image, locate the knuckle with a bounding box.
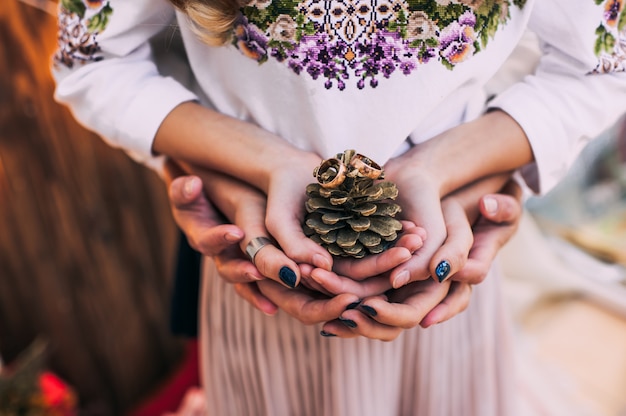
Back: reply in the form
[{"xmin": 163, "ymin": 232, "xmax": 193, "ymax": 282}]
[
  {"xmin": 264, "ymin": 214, "xmax": 280, "ymax": 234},
  {"xmin": 188, "ymin": 237, "xmax": 203, "ymax": 253},
  {"xmin": 471, "ymin": 264, "xmax": 489, "ymax": 284},
  {"xmin": 254, "ymin": 252, "xmax": 272, "ymax": 276}
]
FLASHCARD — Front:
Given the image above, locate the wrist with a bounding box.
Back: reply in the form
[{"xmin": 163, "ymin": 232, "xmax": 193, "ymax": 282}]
[
  {"xmin": 155, "ymin": 101, "xmax": 319, "ymax": 192},
  {"xmin": 414, "ymin": 110, "xmax": 532, "ymax": 195}
]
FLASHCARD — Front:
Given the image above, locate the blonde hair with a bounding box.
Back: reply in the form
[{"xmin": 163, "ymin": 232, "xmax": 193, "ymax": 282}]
[{"xmin": 169, "ymin": 0, "xmax": 249, "ymax": 45}]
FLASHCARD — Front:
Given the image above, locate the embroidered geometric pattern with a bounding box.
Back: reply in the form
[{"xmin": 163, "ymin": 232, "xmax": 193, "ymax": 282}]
[
  {"xmin": 591, "ymin": 0, "xmax": 626, "ymax": 73},
  {"xmin": 54, "ymin": 0, "xmax": 112, "ymax": 68},
  {"xmin": 234, "ymin": 0, "xmax": 528, "ymax": 89}
]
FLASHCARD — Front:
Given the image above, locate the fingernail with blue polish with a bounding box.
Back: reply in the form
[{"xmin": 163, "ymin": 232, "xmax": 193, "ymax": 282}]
[
  {"xmin": 435, "ymin": 260, "xmax": 451, "ymax": 283},
  {"xmin": 360, "ymin": 304, "xmax": 377, "ymax": 317},
  {"xmin": 320, "ymin": 330, "xmax": 337, "ymax": 337},
  {"xmin": 339, "ymin": 317, "xmax": 357, "ymax": 328},
  {"xmin": 346, "ymin": 301, "xmax": 362, "ymax": 310},
  {"xmin": 279, "ymin": 266, "xmax": 297, "ymax": 288}
]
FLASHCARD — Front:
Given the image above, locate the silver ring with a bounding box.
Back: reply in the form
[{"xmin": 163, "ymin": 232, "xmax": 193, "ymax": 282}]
[{"xmin": 245, "ymin": 237, "xmax": 273, "ymax": 263}]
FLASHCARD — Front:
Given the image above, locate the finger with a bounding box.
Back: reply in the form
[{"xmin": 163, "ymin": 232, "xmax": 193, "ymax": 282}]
[
  {"xmin": 310, "ymin": 268, "xmax": 391, "ymax": 298},
  {"xmin": 453, "ymin": 223, "xmax": 515, "ymax": 284},
  {"xmin": 479, "ymin": 180, "xmax": 522, "ymax": 224},
  {"xmin": 480, "ymin": 194, "xmax": 522, "ymax": 224},
  {"xmin": 420, "ymin": 282, "xmax": 472, "ymax": 328},
  {"xmin": 232, "ymin": 195, "xmax": 303, "ymax": 288},
  {"xmin": 257, "ymin": 280, "xmax": 359, "ymax": 326},
  {"xmin": 299, "ymin": 264, "xmax": 336, "ymax": 296},
  {"xmin": 214, "ymin": 247, "xmax": 265, "ymax": 283},
  {"xmin": 246, "ymin": 238, "xmax": 302, "ymax": 288},
  {"xmin": 189, "ymin": 223, "xmax": 245, "ymax": 257},
  {"xmin": 358, "ymin": 280, "xmax": 450, "ymax": 329},
  {"xmin": 265, "ymin": 190, "xmax": 334, "ymax": 271},
  {"xmin": 169, "ymin": 175, "xmax": 204, "ymax": 208},
  {"xmin": 322, "ymin": 314, "xmax": 403, "ymax": 341},
  {"xmin": 233, "ymin": 282, "xmax": 279, "ymax": 316},
  {"xmin": 320, "ymin": 294, "xmax": 390, "ymax": 339},
  {"xmin": 388, "ymin": 184, "xmax": 447, "ymax": 288},
  {"xmin": 332, "ymin": 227, "xmax": 425, "ymax": 280},
  {"xmin": 169, "ymin": 175, "xmax": 244, "ymax": 256},
  {"xmin": 428, "ymin": 200, "xmax": 474, "ymax": 283}
]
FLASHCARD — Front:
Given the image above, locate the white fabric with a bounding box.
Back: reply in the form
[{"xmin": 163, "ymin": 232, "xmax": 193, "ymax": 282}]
[
  {"xmin": 50, "ymin": 1, "xmax": 626, "ymax": 415},
  {"xmin": 51, "ymin": 0, "xmax": 626, "ymax": 194}
]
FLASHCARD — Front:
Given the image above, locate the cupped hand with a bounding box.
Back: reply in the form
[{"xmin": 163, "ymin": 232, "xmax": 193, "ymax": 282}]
[
  {"xmin": 382, "ymin": 159, "xmax": 448, "ymax": 287},
  {"xmin": 419, "ymin": 179, "xmax": 523, "ymax": 327},
  {"xmin": 302, "ymin": 221, "xmax": 427, "ymax": 298},
  {"xmin": 447, "ymin": 179, "xmax": 523, "ymax": 284},
  {"xmin": 318, "ymin": 178, "xmax": 524, "ymax": 337},
  {"xmin": 263, "ymin": 153, "xmax": 336, "ymax": 271},
  {"xmin": 319, "ymin": 279, "xmax": 452, "ymax": 340},
  {"xmin": 256, "ymin": 278, "xmax": 360, "ymax": 326}
]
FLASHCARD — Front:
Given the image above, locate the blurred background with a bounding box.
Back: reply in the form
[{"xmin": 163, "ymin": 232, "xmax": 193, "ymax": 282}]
[
  {"xmin": 1, "ymin": 0, "xmax": 626, "ymax": 414},
  {"xmin": 0, "ymin": 0, "xmax": 194, "ymax": 414}
]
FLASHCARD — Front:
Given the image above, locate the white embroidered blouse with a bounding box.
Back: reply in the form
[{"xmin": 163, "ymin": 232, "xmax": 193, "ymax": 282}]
[{"xmin": 52, "ymin": 0, "xmax": 626, "ymax": 193}]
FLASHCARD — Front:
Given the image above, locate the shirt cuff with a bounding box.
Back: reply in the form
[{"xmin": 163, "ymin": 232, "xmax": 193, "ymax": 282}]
[
  {"xmin": 116, "ymin": 76, "xmax": 198, "ymax": 165},
  {"xmin": 488, "ymin": 83, "xmax": 571, "ymax": 195}
]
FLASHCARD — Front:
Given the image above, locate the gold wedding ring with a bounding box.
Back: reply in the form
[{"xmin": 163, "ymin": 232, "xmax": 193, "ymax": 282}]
[
  {"xmin": 349, "ymin": 153, "xmax": 383, "ymax": 179},
  {"xmin": 315, "ymin": 158, "xmax": 347, "ymax": 188}
]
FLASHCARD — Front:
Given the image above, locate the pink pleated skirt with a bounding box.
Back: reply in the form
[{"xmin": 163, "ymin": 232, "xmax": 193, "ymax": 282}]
[{"xmin": 199, "ymin": 258, "xmax": 588, "ymax": 416}]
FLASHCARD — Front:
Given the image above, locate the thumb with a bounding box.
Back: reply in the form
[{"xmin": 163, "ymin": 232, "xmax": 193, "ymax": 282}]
[
  {"xmin": 479, "ymin": 194, "xmax": 522, "ymax": 224},
  {"xmin": 169, "ymin": 176, "xmax": 204, "ymax": 209}
]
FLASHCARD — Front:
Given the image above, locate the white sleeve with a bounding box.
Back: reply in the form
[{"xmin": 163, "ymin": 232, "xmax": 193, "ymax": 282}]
[
  {"xmin": 51, "ymin": 0, "xmax": 198, "ymax": 166},
  {"xmin": 489, "ymin": 0, "xmax": 626, "ymax": 194}
]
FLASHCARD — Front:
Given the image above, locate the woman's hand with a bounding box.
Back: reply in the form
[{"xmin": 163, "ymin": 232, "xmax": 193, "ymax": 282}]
[
  {"xmin": 165, "ymin": 160, "xmax": 245, "ymax": 257},
  {"xmin": 372, "ymin": 161, "xmax": 448, "ymax": 287},
  {"xmin": 419, "ymin": 179, "xmax": 523, "ymax": 327},
  {"xmin": 316, "ymin": 179, "xmax": 524, "ymax": 339},
  {"xmin": 166, "ymin": 161, "xmax": 305, "ymax": 315},
  {"xmin": 156, "ymin": 102, "xmax": 334, "ymax": 271},
  {"xmin": 382, "ymin": 111, "xmax": 532, "ymax": 288},
  {"xmin": 303, "ymin": 222, "xmax": 426, "ymax": 298},
  {"xmin": 263, "ymin": 154, "xmax": 336, "ymax": 271}
]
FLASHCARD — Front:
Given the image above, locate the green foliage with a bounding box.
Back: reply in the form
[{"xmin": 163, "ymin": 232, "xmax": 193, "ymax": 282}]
[
  {"xmin": 60, "ymin": 0, "xmax": 86, "ymax": 18},
  {"xmin": 619, "ymin": 4, "xmax": 626, "ymax": 31},
  {"xmin": 87, "ymin": 3, "xmax": 113, "ymax": 33},
  {"xmin": 244, "ymin": 0, "xmax": 301, "ymax": 31},
  {"xmin": 405, "ymin": 1, "xmax": 466, "ymax": 27},
  {"xmin": 595, "ymin": 24, "xmax": 616, "ymax": 55},
  {"xmin": 474, "ymin": 1, "xmax": 503, "ymax": 47}
]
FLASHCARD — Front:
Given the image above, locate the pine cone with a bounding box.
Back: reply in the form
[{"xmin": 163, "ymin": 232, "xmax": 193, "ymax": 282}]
[{"xmin": 303, "ymin": 150, "xmax": 403, "ymax": 258}]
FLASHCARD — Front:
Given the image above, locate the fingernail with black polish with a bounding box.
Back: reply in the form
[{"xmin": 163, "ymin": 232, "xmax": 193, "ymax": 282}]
[
  {"xmin": 360, "ymin": 304, "xmax": 377, "ymax": 317},
  {"xmin": 279, "ymin": 266, "xmax": 297, "ymax": 288},
  {"xmin": 435, "ymin": 260, "xmax": 451, "ymax": 283},
  {"xmin": 320, "ymin": 330, "xmax": 336, "ymax": 337},
  {"xmin": 346, "ymin": 300, "xmax": 362, "ymax": 310},
  {"xmin": 339, "ymin": 317, "xmax": 357, "ymax": 328}
]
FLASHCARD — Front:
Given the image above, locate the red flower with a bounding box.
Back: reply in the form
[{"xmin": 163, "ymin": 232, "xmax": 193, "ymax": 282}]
[{"xmin": 39, "ymin": 372, "xmax": 78, "ymax": 415}]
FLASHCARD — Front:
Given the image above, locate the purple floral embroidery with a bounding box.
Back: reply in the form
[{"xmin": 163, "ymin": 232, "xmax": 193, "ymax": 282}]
[
  {"xmin": 234, "ymin": 0, "xmax": 524, "ymax": 89},
  {"xmin": 234, "ymin": 18, "xmax": 269, "ymax": 62},
  {"xmin": 438, "ymin": 11, "xmax": 476, "ymax": 67}
]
